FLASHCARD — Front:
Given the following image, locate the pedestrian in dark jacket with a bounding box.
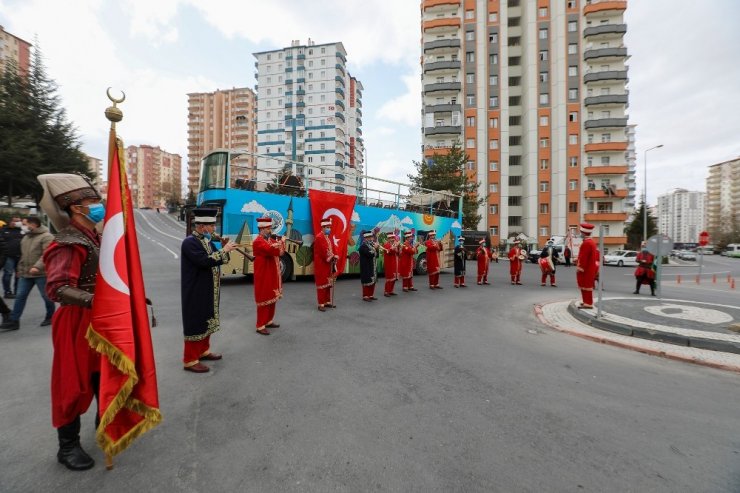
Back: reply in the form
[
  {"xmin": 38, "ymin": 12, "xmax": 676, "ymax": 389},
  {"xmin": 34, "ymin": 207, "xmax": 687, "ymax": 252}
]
[{"xmin": 0, "ymin": 216, "xmax": 23, "ymax": 298}]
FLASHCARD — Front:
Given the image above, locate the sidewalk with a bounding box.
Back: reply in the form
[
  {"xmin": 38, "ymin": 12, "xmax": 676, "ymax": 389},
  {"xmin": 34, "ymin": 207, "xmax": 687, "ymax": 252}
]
[{"xmin": 535, "ymin": 297, "xmax": 740, "ymax": 373}]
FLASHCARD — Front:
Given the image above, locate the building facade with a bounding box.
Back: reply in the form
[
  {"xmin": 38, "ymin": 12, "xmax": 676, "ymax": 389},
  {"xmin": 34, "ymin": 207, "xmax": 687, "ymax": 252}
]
[
  {"xmin": 85, "ymin": 154, "xmax": 103, "ymax": 188},
  {"xmin": 0, "ymin": 25, "xmax": 31, "ymax": 76},
  {"xmin": 187, "ymin": 87, "xmax": 257, "ymax": 194},
  {"xmin": 706, "ymin": 158, "xmax": 740, "ymax": 236},
  {"xmin": 420, "ymin": 0, "xmax": 632, "ymax": 248},
  {"xmin": 126, "ymin": 145, "xmax": 182, "ymax": 209},
  {"xmin": 253, "ymin": 39, "xmax": 365, "ymax": 196},
  {"xmin": 656, "ymin": 189, "xmax": 705, "ymax": 244}
]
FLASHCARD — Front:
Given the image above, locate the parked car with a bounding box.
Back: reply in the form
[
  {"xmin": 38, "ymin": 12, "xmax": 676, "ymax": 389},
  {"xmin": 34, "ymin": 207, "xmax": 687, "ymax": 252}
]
[
  {"xmin": 677, "ymin": 251, "xmax": 697, "ymax": 261},
  {"xmin": 528, "ymin": 249, "xmax": 542, "ymax": 264},
  {"xmin": 603, "ymin": 250, "xmax": 638, "ymax": 267}
]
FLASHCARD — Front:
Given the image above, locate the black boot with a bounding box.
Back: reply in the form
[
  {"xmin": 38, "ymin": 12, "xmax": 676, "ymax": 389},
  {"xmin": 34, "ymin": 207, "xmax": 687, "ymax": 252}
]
[
  {"xmin": 633, "ymin": 279, "xmax": 641, "ymax": 295},
  {"xmin": 0, "ymin": 319, "xmax": 19, "ymax": 330},
  {"xmin": 651, "ymin": 283, "xmax": 656, "ymax": 296},
  {"xmin": 57, "ymin": 417, "xmax": 95, "ymax": 471}
]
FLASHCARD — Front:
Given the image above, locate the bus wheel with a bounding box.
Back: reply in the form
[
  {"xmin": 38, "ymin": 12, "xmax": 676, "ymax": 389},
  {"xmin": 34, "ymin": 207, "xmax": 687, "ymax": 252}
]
[
  {"xmin": 414, "ymin": 253, "xmax": 428, "ymax": 275},
  {"xmin": 279, "ymin": 254, "xmax": 294, "ymax": 282}
]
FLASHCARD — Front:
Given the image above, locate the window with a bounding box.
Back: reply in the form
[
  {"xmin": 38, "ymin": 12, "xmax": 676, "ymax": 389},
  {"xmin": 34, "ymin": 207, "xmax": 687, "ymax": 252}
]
[
  {"xmin": 569, "ymin": 134, "xmax": 578, "ymax": 145},
  {"xmin": 568, "ymin": 66, "xmax": 578, "ymax": 77},
  {"xmin": 489, "ymin": 205, "xmax": 498, "ymax": 214},
  {"xmin": 508, "ymin": 56, "xmax": 521, "ymax": 66},
  {"xmin": 569, "ymin": 112, "xmax": 578, "ymax": 122},
  {"xmin": 539, "ymin": 29, "xmax": 548, "ymax": 39},
  {"xmin": 489, "ymin": 75, "xmax": 498, "ymax": 85},
  {"xmin": 465, "ymin": 10, "xmax": 474, "ymax": 19},
  {"xmin": 539, "ymin": 72, "xmax": 548, "ymax": 83},
  {"xmin": 489, "ymin": 139, "xmax": 499, "ymax": 149},
  {"xmin": 489, "ymin": 161, "xmax": 498, "ymax": 171},
  {"xmin": 466, "ymin": 161, "xmax": 475, "ymax": 170},
  {"xmin": 489, "ymin": 12, "xmax": 498, "ymax": 22},
  {"xmin": 490, "ymin": 54, "xmax": 498, "ymax": 65},
  {"xmin": 510, "ymin": 116, "xmax": 521, "ymax": 125},
  {"xmin": 568, "ymin": 88, "xmax": 578, "ymax": 100},
  {"xmin": 467, "ymin": 95, "xmax": 475, "ymax": 106},
  {"xmin": 509, "ymin": 76, "xmax": 521, "ymax": 86},
  {"xmin": 601, "ymin": 110, "xmax": 611, "ymax": 118},
  {"xmin": 508, "ymin": 196, "xmax": 521, "ymax": 206},
  {"xmin": 540, "ymin": 115, "xmax": 549, "ymax": 126},
  {"xmin": 508, "ymin": 16, "xmax": 520, "ymax": 26},
  {"xmin": 569, "ymin": 179, "xmax": 578, "ymax": 190},
  {"xmin": 489, "ymin": 96, "xmax": 498, "ymax": 107},
  {"xmin": 540, "ymin": 138, "xmax": 549, "ymax": 148},
  {"xmin": 466, "ymin": 116, "xmax": 475, "ymax": 127},
  {"xmin": 508, "ymin": 216, "xmax": 522, "ymax": 227},
  {"xmin": 489, "ymin": 226, "xmax": 498, "ymax": 236},
  {"xmin": 466, "ymin": 138, "xmax": 475, "ymax": 149},
  {"xmin": 539, "ymin": 7, "xmax": 548, "ymax": 17},
  {"xmin": 509, "ymin": 155, "xmax": 521, "ymax": 166},
  {"xmin": 601, "ymin": 156, "xmax": 611, "ymax": 165},
  {"xmin": 509, "ymin": 175, "xmax": 522, "ymax": 186},
  {"xmin": 466, "ymin": 73, "xmax": 475, "ymax": 84},
  {"xmin": 540, "ymin": 181, "xmax": 549, "ymax": 192},
  {"xmin": 466, "ymin": 52, "xmax": 475, "ymax": 62},
  {"xmin": 540, "ymin": 203, "xmax": 550, "ymax": 214},
  {"xmin": 465, "ymin": 31, "xmax": 475, "ymax": 41},
  {"xmin": 540, "ymin": 159, "xmax": 549, "ymax": 170},
  {"xmin": 509, "ymin": 136, "xmax": 521, "ymax": 146},
  {"xmin": 601, "ymin": 133, "xmax": 611, "ymax": 143},
  {"xmin": 568, "ymin": 43, "xmax": 578, "ymax": 55},
  {"xmin": 508, "ymin": 37, "xmax": 521, "ymax": 47},
  {"xmin": 539, "ymin": 94, "xmax": 549, "ymax": 105},
  {"xmin": 569, "ymin": 202, "xmax": 578, "ymax": 213},
  {"xmin": 568, "ymin": 21, "xmax": 578, "ymax": 32},
  {"xmin": 539, "ymin": 50, "xmax": 548, "ymax": 61},
  {"xmin": 489, "ymin": 117, "xmax": 498, "ymax": 128},
  {"xmin": 489, "ymin": 183, "xmax": 498, "ymax": 193},
  {"xmin": 509, "ymin": 96, "xmax": 521, "ymax": 105},
  {"xmin": 540, "ymin": 227, "xmax": 549, "ymax": 237},
  {"xmin": 569, "ymin": 157, "xmax": 579, "ymax": 167},
  {"xmin": 587, "ymin": 133, "xmax": 594, "ymax": 144},
  {"xmin": 568, "ymin": 0, "xmax": 576, "ymax": 8},
  {"xmin": 489, "ymin": 33, "xmax": 498, "ymax": 43}
]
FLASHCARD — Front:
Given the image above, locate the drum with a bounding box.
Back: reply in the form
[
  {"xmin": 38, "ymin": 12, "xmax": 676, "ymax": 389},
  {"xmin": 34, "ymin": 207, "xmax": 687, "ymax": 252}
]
[{"xmin": 538, "ymin": 256, "xmax": 554, "ymax": 273}]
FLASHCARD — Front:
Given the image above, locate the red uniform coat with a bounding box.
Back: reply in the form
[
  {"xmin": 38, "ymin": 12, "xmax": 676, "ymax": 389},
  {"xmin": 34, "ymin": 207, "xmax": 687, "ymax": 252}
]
[
  {"xmin": 508, "ymin": 247, "xmax": 523, "ymax": 275},
  {"xmin": 635, "ymin": 251, "xmax": 656, "ymax": 283},
  {"xmin": 399, "ymin": 243, "xmax": 417, "ymax": 279},
  {"xmin": 383, "ymin": 241, "xmax": 400, "ymax": 280},
  {"xmin": 424, "ymin": 239, "xmax": 443, "ymax": 275},
  {"xmin": 313, "ymin": 232, "xmax": 335, "ymax": 289},
  {"xmin": 576, "ymin": 237, "xmax": 599, "ymax": 290},
  {"xmin": 253, "ymin": 235, "xmax": 283, "ymax": 306},
  {"xmin": 477, "ymin": 246, "xmax": 490, "ymax": 276}
]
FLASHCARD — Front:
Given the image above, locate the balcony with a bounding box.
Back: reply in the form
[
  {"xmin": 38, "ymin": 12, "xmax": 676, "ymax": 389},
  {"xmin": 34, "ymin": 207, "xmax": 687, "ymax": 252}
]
[
  {"xmin": 584, "ymin": 165, "xmax": 629, "ymax": 175},
  {"xmin": 584, "ymin": 142, "xmax": 628, "ymax": 152},
  {"xmin": 424, "ymin": 103, "xmax": 462, "ymax": 113},
  {"xmin": 336, "ymin": 87, "xmax": 345, "ymax": 98},
  {"xmin": 584, "ymin": 212, "xmax": 628, "ymax": 222},
  {"xmin": 335, "ymin": 99, "xmax": 345, "ymax": 110},
  {"xmin": 335, "ymin": 63, "xmax": 345, "ymax": 76},
  {"xmin": 583, "ymin": 23, "xmax": 627, "ymax": 38},
  {"xmin": 424, "ymin": 125, "xmax": 462, "ymax": 136},
  {"xmin": 335, "ymin": 186, "xmax": 346, "ymax": 193},
  {"xmin": 335, "ymin": 76, "xmax": 345, "ymax": 86},
  {"xmin": 584, "ymin": 47, "xmax": 628, "ymax": 61},
  {"xmin": 584, "ymin": 117, "xmax": 628, "ymax": 129},
  {"xmin": 335, "ymin": 160, "xmax": 344, "ymax": 168},
  {"xmin": 584, "ymin": 1, "xmax": 627, "ymax": 15},
  {"xmin": 297, "ymin": 53, "xmax": 306, "ymax": 60},
  {"xmin": 296, "ymin": 89, "xmax": 305, "ymax": 95},
  {"xmin": 335, "ymin": 173, "xmax": 346, "ymax": 182},
  {"xmin": 336, "ymin": 52, "xmax": 347, "ymax": 63},
  {"xmin": 422, "ymin": 0, "xmax": 461, "ymax": 9},
  {"xmin": 584, "ymin": 94, "xmax": 628, "ymax": 106},
  {"xmin": 423, "ymin": 82, "xmax": 461, "ymax": 94},
  {"xmin": 584, "ymin": 188, "xmax": 628, "ymax": 199},
  {"xmin": 335, "ymin": 112, "xmax": 345, "ymax": 122},
  {"xmin": 296, "ymin": 101, "xmax": 305, "ymax": 108},
  {"xmin": 422, "ymin": 17, "xmax": 461, "ymax": 32},
  {"xmin": 423, "ymin": 39, "xmax": 461, "ymax": 53},
  {"xmin": 423, "ymin": 61, "xmax": 461, "ymax": 73},
  {"xmin": 584, "ymin": 70, "xmax": 628, "ymax": 83}
]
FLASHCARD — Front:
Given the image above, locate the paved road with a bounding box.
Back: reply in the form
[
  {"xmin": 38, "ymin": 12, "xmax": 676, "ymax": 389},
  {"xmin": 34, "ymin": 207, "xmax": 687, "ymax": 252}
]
[{"xmin": 1, "ymin": 211, "xmax": 738, "ymax": 492}]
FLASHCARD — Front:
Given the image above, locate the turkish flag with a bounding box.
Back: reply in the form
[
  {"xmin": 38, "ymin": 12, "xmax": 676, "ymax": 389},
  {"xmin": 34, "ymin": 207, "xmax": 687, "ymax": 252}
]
[
  {"xmin": 308, "ymin": 190, "xmax": 356, "ymax": 276},
  {"xmin": 87, "ymin": 128, "xmax": 161, "ymax": 458}
]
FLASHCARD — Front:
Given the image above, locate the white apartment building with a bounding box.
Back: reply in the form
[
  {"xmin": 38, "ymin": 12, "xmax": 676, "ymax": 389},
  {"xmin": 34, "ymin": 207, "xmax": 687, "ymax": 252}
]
[
  {"xmin": 253, "ymin": 39, "xmax": 364, "ymax": 196},
  {"xmin": 706, "ymin": 157, "xmax": 740, "ymax": 236},
  {"xmin": 656, "ymin": 189, "xmax": 705, "ymax": 243},
  {"xmin": 420, "ymin": 0, "xmax": 633, "ymax": 248}
]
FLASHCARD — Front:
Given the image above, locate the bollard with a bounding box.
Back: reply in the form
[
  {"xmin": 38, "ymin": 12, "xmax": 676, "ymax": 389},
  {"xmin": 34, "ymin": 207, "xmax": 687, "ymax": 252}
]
[
  {"xmin": 695, "ymin": 275, "xmax": 700, "ymax": 284},
  {"xmin": 732, "ymin": 278, "xmax": 736, "ymax": 290},
  {"xmin": 713, "ymin": 274, "xmax": 717, "ymax": 283},
  {"xmin": 677, "ymin": 274, "xmax": 681, "ymax": 284}
]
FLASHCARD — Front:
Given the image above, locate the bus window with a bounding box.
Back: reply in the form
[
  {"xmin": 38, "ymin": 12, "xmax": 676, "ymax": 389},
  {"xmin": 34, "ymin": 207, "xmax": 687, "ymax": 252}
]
[{"xmin": 200, "ymin": 151, "xmax": 228, "ymax": 191}]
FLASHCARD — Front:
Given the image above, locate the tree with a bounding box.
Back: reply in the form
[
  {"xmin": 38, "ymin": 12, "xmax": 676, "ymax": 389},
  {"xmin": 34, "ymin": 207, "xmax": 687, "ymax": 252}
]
[
  {"xmin": 185, "ymin": 189, "xmax": 197, "ymax": 205},
  {"xmin": 624, "ymin": 200, "xmax": 657, "ymax": 250},
  {"xmin": 408, "ymin": 143, "xmax": 484, "ymax": 230},
  {"xmin": 0, "ymin": 43, "xmax": 89, "ymax": 206}
]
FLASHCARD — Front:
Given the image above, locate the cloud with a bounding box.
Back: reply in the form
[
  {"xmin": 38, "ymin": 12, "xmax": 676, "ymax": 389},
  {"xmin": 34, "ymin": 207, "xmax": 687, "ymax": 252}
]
[
  {"xmin": 401, "ymin": 216, "xmax": 413, "ymax": 225},
  {"xmin": 240, "ymin": 200, "xmax": 268, "ymax": 214},
  {"xmin": 451, "ymin": 221, "xmax": 461, "ymax": 229},
  {"xmin": 122, "ymin": 0, "xmax": 180, "ymax": 44},
  {"xmin": 377, "ymin": 70, "xmax": 421, "ymax": 127}
]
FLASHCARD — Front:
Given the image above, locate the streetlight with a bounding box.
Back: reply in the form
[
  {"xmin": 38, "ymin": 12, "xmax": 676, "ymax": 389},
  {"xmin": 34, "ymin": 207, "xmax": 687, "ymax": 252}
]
[{"xmin": 643, "ymin": 144, "xmax": 664, "ymax": 243}]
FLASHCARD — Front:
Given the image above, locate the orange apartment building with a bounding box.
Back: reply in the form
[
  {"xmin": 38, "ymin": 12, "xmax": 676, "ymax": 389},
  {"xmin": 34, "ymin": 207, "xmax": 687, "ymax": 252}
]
[
  {"xmin": 186, "ymin": 87, "xmax": 257, "ymax": 194},
  {"xmin": 421, "ymin": 0, "xmax": 632, "ymax": 250},
  {"xmin": 126, "ymin": 145, "xmax": 182, "ymax": 209},
  {"xmin": 0, "ymin": 25, "xmax": 31, "ymax": 77}
]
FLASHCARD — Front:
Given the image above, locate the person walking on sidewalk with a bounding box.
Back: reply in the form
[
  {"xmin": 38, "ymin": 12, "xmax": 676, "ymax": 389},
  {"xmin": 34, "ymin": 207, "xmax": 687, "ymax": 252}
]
[
  {"xmin": 0, "ymin": 217, "xmax": 55, "ymax": 330},
  {"xmin": 0, "ymin": 216, "xmax": 23, "ymax": 298},
  {"xmin": 634, "ymin": 242, "xmax": 656, "ymax": 296}
]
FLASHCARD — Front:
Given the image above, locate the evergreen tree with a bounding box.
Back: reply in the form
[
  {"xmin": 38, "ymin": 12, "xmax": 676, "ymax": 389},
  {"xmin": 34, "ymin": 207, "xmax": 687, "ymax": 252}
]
[
  {"xmin": 625, "ymin": 200, "xmax": 657, "ymax": 249},
  {"xmin": 408, "ymin": 143, "xmax": 484, "ymax": 230},
  {"xmin": 0, "ymin": 43, "xmax": 89, "ymax": 206}
]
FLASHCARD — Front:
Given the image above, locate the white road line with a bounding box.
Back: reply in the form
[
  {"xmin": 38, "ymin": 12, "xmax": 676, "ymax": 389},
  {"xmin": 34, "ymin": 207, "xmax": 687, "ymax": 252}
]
[
  {"xmin": 137, "ymin": 229, "xmax": 179, "ymax": 259},
  {"xmin": 135, "ymin": 210, "xmax": 184, "ymax": 242}
]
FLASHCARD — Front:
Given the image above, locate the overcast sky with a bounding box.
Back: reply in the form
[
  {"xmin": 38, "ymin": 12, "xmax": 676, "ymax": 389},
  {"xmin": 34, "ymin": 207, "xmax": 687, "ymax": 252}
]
[{"xmin": 1, "ymin": 0, "xmax": 739, "ymax": 205}]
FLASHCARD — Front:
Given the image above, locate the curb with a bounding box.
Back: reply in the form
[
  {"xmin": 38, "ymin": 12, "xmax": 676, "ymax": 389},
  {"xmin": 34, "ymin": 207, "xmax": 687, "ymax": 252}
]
[
  {"xmin": 566, "ymin": 302, "xmax": 740, "ymax": 356},
  {"xmin": 533, "ymin": 303, "xmax": 740, "ymax": 374}
]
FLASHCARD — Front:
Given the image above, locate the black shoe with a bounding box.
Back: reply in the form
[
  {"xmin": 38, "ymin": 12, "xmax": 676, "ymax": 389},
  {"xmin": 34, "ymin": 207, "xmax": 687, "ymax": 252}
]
[
  {"xmin": 0, "ymin": 320, "xmax": 19, "ymax": 331},
  {"xmin": 4, "ymin": 293, "xmax": 15, "ymax": 299},
  {"xmin": 40, "ymin": 318, "xmax": 52, "ymax": 327},
  {"xmin": 633, "ymin": 291, "xmax": 639, "ymax": 295},
  {"xmin": 0, "ymin": 312, "xmax": 8, "ymax": 324},
  {"xmin": 57, "ymin": 417, "xmax": 95, "ymax": 471}
]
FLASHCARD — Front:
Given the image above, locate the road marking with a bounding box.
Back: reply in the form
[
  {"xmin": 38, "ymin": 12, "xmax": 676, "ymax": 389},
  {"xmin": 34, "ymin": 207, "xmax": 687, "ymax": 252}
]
[
  {"xmin": 643, "ymin": 304, "xmax": 733, "ymax": 324},
  {"xmin": 135, "ymin": 210, "xmax": 184, "ymax": 242},
  {"xmin": 137, "ymin": 229, "xmax": 178, "ymax": 259}
]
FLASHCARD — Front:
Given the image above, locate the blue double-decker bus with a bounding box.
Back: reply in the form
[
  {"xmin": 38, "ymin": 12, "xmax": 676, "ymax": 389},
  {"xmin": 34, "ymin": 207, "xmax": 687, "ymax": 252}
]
[{"xmin": 196, "ymin": 149, "xmax": 463, "ymax": 280}]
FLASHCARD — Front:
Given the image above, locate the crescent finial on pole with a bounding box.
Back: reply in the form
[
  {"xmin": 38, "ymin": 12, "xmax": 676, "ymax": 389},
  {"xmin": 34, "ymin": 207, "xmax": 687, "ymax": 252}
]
[
  {"xmin": 107, "ymin": 87, "xmax": 126, "ymax": 104},
  {"xmin": 105, "ymin": 87, "xmax": 125, "ymax": 125}
]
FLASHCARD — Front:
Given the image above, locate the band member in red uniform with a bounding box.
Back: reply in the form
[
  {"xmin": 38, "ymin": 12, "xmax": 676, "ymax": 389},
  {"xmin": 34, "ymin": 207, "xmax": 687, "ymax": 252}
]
[
  {"xmin": 359, "ymin": 231, "xmax": 379, "ymax": 301},
  {"xmin": 383, "ymin": 234, "xmax": 401, "ymax": 296},
  {"xmin": 314, "ymin": 219, "xmax": 337, "ymax": 311},
  {"xmin": 453, "ymin": 237, "xmax": 467, "ymax": 287},
  {"xmin": 576, "ymin": 222, "xmax": 599, "ymax": 309},
  {"xmin": 253, "ymin": 217, "xmax": 284, "ymax": 333},
  {"xmin": 476, "ymin": 239, "xmax": 491, "ymax": 285},
  {"xmin": 508, "ymin": 240, "xmax": 524, "ymax": 285},
  {"xmin": 424, "ymin": 230, "xmax": 444, "ymax": 289},
  {"xmin": 399, "ymin": 232, "xmax": 418, "ymax": 292},
  {"xmin": 634, "ymin": 241, "xmax": 656, "ymax": 296},
  {"xmin": 539, "ymin": 239, "xmax": 559, "ymax": 287},
  {"xmin": 38, "ymin": 173, "xmax": 103, "ymax": 471},
  {"xmin": 180, "ymin": 208, "xmax": 237, "ymax": 373}
]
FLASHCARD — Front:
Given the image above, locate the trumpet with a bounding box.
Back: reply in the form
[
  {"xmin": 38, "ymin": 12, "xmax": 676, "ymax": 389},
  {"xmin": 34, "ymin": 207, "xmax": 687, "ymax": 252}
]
[{"xmin": 212, "ymin": 233, "xmax": 255, "ymax": 261}]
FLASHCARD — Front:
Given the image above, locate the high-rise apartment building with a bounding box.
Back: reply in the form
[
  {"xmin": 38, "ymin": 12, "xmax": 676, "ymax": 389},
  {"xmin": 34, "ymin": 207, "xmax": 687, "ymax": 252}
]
[
  {"xmin": 420, "ymin": 0, "xmax": 632, "ymax": 248},
  {"xmin": 625, "ymin": 123, "xmax": 637, "ymax": 211},
  {"xmin": 0, "ymin": 25, "xmax": 31, "ymax": 76},
  {"xmin": 253, "ymin": 39, "xmax": 364, "ymax": 196},
  {"xmin": 187, "ymin": 87, "xmax": 257, "ymax": 193},
  {"xmin": 656, "ymin": 189, "xmax": 705, "ymax": 244},
  {"xmin": 85, "ymin": 154, "xmax": 103, "ymax": 188},
  {"xmin": 126, "ymin": 145, "xmax": 182, "ymax": 209},
  {"xmin": 706, "ymin": 158, "xmax": 740, "ymax": 236}
]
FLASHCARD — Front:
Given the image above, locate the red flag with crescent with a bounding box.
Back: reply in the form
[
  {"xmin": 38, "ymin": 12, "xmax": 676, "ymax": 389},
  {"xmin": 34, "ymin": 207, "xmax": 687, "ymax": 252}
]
[
  {"xmin": 87, "ymin": 128, "xmax": 161, "ymax": 458},
  {"xmin": 308, "ymin": 189, "xmax": 356, "ymax": 276}
]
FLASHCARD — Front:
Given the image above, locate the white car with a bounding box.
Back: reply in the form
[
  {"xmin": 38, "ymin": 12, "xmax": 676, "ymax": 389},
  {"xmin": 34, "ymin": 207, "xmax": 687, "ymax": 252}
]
[{"xmin": 603, "ymin": 250, "xmax": 638, "ymax": 267}]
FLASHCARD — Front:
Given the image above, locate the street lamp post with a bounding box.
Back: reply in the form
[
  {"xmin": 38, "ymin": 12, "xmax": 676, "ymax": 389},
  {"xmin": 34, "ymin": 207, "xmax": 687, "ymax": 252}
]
[{"xmin": 643, "ymin": 144, "xmax": 664, "ymax": 243}]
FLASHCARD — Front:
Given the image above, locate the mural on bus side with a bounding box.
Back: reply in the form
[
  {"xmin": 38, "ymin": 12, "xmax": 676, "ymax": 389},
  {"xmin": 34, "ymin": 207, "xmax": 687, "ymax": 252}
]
[{"xmin": 215, "ymin": 190, "xmax": 461, "ymax": 277}]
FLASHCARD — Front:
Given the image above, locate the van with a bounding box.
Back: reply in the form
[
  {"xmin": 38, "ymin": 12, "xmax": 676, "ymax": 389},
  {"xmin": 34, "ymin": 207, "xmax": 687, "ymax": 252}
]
[{"xmin": 723, "ymin": 244, "xmax": 740, "ymax": 258}]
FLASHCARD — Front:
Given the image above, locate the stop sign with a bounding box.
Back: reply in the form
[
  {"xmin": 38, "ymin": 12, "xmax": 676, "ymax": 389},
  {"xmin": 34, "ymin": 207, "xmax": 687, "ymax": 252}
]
[{"xmin": 699, "ymin": 231, "xmax": 710, "ymax": 246}]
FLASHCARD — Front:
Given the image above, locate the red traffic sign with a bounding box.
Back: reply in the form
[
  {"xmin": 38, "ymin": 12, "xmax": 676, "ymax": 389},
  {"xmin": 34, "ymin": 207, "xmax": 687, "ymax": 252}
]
[{"xmin": 699, "ymin": 231, "xmax": 710, "ymax": 246}]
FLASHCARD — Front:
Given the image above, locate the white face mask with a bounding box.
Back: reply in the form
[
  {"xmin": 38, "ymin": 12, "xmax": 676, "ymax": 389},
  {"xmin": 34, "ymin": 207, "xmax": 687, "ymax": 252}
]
[
  {"xmin": 13, "ymin": 221, "xmax": 22, "ymax": 228},
  {"xmin": 21, "ymin": 226, "xmax": 29, "ymax": 233}
]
